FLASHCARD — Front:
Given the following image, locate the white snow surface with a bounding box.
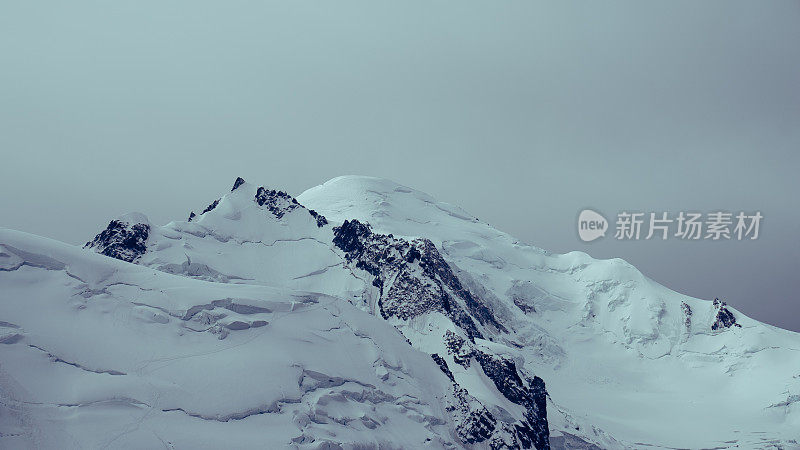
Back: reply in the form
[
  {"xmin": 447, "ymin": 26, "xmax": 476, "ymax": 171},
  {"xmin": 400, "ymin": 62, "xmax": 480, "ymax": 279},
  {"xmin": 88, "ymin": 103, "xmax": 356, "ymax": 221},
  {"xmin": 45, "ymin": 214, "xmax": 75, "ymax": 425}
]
[
  {"xmin": 0, "ymin": 229, "xmax": 456, "ymax": 449},
  {"xmin": 1, "ymin": 175, "xmax": 799, "ymax": 449}
]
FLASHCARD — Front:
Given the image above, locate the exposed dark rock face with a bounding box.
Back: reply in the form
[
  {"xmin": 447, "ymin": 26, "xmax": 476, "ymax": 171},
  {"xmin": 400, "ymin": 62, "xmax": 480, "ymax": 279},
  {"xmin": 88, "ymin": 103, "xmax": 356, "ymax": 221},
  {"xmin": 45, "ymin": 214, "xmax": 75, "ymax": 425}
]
[
  {"xmin": 201, "ymin": 199, "xmax": 220, "ymax": 215},
  {"xmin": 254, "ymin": 187, "xmax": 300, "ymax": 219},
  {"xmin": 416, "ymin": 238, "xmax": 507, "ymax": 333},
  {"xmin": 308, "ymin": 209, "xmax": 328, "ymax": 227},
  {"xmin": 332, "ymin": 219, "xmax": 548, "ymax": 449},
  {"xmin": 431, "ymin": 353, "xmax": 455, "ymax": 382},
  {"xmin": 445, "ymin": 330, "xmax": 549, "ymax": 449},
  {"xmin": 253, "ymin": 186, "xmax": 328, "ymax": 226},
  {"xmin": 231, "ymin": 177, "xmax": 245, "ymax": 191},
  {"xmin": 332, "ymin": 219, "xmax": 505, "ymax": 340},
  {"xmin": 712, "ymin": 298, "xmax": 741, "ymax": 330},
  {"xmin": 681, "ymin": 302, "xmax": 692, "ymax": 331},
  {"xmin": 475, "ymin": 352, "xmax": 549, "ymax": 450},
  {"xmin": 193, "ymin": 179, "xmax": 328, "ymax": 226},
  {"xmin": 514, "ymin": 297, "xmax": 536, "ymax": 314},
  {"xmin": 444, "ymin": 330, "xmax": 474, "ymax": 368},
  {"xmin": 449, "ymin": 381, "xmax": 548, "ymax": 450},
  {"xmin": 85, "ymin": 220, "xmax": 150, "ymax": 263},
  {"xmin": 450, "ymin": 386, "xmax": 498, "ymax": 444},
  {"xmin": 332, "ymin": 219, "xmax": 371, "ymax": 254}
]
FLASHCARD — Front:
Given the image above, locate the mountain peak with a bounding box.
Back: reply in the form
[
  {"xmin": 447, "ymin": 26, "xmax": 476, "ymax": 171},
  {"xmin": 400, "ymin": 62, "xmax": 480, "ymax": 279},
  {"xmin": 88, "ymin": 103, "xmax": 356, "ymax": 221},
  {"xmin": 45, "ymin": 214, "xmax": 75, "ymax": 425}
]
[
  {"xmin": 116, "ymin": 211, "xmax": 150, "ymax": 225},
  {"xmin": 307, "ymin": 175, "xmax": 437, "ymax": 203},
  {"xmin": 232, "ymin": 176, "xmax": 246, "ymax": 191},
  {"xmin": 299, "ymin": 176, "xmax": 481, "ymax": 243},
  {"xmin": 45, "ymin": 176, "xmax": 800, "ymax": 449}
]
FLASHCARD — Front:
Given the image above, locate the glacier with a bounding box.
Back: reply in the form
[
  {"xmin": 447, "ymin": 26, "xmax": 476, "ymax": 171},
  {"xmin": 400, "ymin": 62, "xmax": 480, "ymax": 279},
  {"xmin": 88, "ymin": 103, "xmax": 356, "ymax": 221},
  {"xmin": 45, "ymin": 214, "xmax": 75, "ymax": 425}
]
[{"xmin": 1, "ymin": 176, "xmax": 798, "ymax": 449}]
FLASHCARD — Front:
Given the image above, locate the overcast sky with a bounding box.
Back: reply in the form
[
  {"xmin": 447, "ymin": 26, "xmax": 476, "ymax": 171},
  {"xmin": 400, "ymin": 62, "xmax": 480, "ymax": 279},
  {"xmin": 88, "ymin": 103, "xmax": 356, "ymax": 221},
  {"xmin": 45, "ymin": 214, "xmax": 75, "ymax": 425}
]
[{"xmin": 1, "ymin": 1, "xmax": 798, "ymax": 331}]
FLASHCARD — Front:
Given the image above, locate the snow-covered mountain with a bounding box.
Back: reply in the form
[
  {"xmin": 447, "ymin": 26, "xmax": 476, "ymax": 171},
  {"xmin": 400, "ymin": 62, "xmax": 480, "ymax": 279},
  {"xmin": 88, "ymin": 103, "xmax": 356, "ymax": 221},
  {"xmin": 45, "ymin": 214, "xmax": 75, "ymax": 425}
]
[{"xmin": 2, "ymin": 176, "xmax": 798, "ymax": 449}]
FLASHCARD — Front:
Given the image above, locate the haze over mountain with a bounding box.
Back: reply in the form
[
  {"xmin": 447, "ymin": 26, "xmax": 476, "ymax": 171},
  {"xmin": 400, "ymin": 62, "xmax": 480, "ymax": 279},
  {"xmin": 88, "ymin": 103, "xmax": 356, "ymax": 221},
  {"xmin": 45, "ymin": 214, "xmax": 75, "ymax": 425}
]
[{"xmin": 2, "ymin": 1, "xmax": 799, "ymax": 333}]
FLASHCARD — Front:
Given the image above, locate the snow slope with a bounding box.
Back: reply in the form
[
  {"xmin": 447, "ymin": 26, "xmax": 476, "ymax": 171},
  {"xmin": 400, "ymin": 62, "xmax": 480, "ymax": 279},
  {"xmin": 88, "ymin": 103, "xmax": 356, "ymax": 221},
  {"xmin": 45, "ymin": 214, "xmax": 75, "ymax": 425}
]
[
  {"xmin": 79, "ymin": 178, "xmax": 553, "ymax": 448},
  {"xmin": 0, "ymin": 229, "xmax": 457, "ymax": 449},
  {"xmin": 299, "ymin": 176, "xmax": 800, "ymax": 449},
  {"xmin": 2, "ymin": 175, "xmax": 799, "ymax": 449}
]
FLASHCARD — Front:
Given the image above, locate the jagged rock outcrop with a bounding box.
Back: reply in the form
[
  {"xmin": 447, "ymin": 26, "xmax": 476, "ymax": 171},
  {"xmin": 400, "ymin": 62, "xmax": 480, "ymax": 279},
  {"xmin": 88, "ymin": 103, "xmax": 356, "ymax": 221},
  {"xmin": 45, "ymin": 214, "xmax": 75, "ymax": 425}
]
[
  {"xmin": 476, "ymin": 353, "xmax": 549, "ymax": 450},
  {"xmin": 333, "ymin": 219, "xmax": 548, "ymax": 449},
  {"xmin": 186, "ymin": 199, "xmax": 219, "ymax": 222},
  {"xmin": 431, "ymin": 354, "xmax": 455, "ymax": 382},
  {"xmin": 712, "ymin": 298, "xmax": 741, "ymax": 330},
  {"xmin": 308, "ymin": 209, "xmax": 328, "ymax": 227},
  {"xmin": 201, "ymin": 198, "xmax": 220, "ymax": 215},
  {"xmin": 333, "ymin": 219, "xmax": 505, "ymax": 340},
  {"xmin": 681, "ymin": 301, "xmax": 692, "ymax": 331},
  {"xmin": 444, "ymin": 331, "xmax": 550, "ymax": 449},
  {"xmin": 84, "ymin": 213, "xmax": 150, "ymax": 262},
  {"xmin": 444, "ymin": 330, "xmax": 475, "ymax": 368},
  {"xmin": 254, "ymin": 186, "xmax": 328, "ymax": 227},
  {"xmin": 255, "ymin": 187, "xmax": 301, "ymax": 219},
  {"xmin": 232, "ymin": 176, "xmax": 246, "ymax": 191},
  {"xmin": 449, "ymin": 385, "xmax": 498, "ymax": 445}
]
